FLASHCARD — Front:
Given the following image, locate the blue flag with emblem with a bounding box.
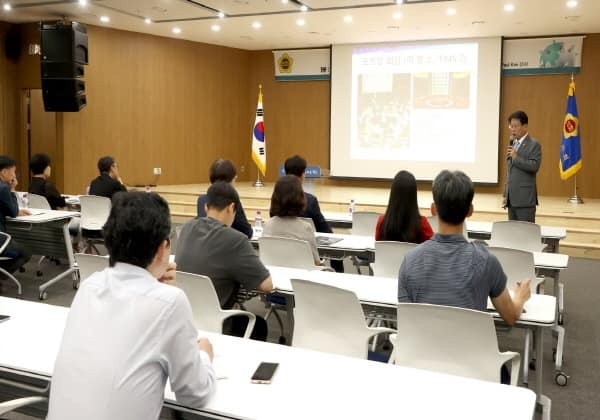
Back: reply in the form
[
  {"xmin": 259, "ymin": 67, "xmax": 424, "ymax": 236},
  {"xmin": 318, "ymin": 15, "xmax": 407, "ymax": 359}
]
[{"xmin": 559, "ymin": 80, "xmax": 582, "ymax": 180}]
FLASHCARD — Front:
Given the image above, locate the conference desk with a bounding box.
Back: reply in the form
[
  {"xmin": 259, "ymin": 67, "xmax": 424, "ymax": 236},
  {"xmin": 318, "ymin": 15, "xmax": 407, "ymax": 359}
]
[
  {"xmin": 0, "ymin": 297, "xmax": 536, "ymax": 420},
  {"xmin": 322, "ymin": 211, "xmax": 567, "ymax": 253},
  {"xmin": 6, "ymin": 210, "xmax": 79, "ymax": 300},
  {"xmin": 265, "ymin": 265, "xmax": 556, "ymax": 420}
]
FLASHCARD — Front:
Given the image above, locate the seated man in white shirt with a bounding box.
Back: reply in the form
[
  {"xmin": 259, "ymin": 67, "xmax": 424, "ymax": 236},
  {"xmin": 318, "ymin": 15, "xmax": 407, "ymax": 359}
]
[{"xmin": 47, "ymin": 192, "xmax": 216, "ymax": 420}]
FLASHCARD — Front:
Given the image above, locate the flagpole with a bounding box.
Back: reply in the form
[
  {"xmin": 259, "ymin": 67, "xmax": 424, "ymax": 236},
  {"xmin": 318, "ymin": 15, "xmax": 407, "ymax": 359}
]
[
  {"xmin": 253, "ymin": 169, "xmax": 264, "ymax": 188},
  {"xmin": 568, "ymin": 175, "xmax": 584, "ymax": 204}
]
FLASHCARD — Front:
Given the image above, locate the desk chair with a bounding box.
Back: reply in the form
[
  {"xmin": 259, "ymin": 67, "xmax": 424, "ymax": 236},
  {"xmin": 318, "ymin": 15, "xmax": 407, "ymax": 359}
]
[
  {"xmin": 79, "ymin": 195, "xmax": 111, "ymax": 255},
  {"xmin": 258, "ymin": 236, "xmax": 332, "ymax": 343},
  {"xmin": 0, "ymin": 232, "xmax": 23, "ymax": 296},
  {"xmin": 75, "ymin": 253, "xmax": 108, "ymax": 282},
  {"xmin": 488, "ymin": 221, "xmax": 545, "ymax": 252},
  {"xmin": 351, "ymin": 211, "xmax": 380, "ymax": 274},
  {"xmin": 291, "ymin": 278, "xmax": 394, "ymax": 359},
  {"xmin": 373, "ymin": 241, "xmax": 416, "ymax": 278},
  {"xmin": 177, "ymin": 271, "xmax": 256, "ymax": 338},
  {"xmin": 390, "ymin": 303, "xmax": 521, "ymax": 386},
  {"xmin": 0, "ymin": 396, "xmax": 48, "ymax": 416},
  {"xmin": 489, "ymin": 246, "xmax": 566, "ymax": 385}
]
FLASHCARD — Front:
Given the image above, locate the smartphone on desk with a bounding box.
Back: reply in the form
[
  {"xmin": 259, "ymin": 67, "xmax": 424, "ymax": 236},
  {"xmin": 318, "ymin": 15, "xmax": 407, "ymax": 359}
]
[
  {"xmin": 251, "ymin": 362, "xmax": 279, "ymax": 384},
  {"xmin": 0, "ymin": 315, "xmax": 10, "ymax": 323}
]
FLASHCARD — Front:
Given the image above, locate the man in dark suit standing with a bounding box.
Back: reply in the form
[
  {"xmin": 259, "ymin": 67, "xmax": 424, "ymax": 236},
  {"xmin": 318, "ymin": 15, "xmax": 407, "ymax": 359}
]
[
  {"xmin": 284, "ymin": 155, "xmax": 343, "ymax": 272},
  {"xmin": 503, "ymin": 111, "xmax": 542, "ymax": 223}
]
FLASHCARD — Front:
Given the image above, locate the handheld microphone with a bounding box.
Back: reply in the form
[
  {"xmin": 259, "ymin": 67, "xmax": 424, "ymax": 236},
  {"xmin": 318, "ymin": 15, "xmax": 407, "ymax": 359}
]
[{"xmin": 507, "ymin": 135, "xmax": 516, "ymax": 160}]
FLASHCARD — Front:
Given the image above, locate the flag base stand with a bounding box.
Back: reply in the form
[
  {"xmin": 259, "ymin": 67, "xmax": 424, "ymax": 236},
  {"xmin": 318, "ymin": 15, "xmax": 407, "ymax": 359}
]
[
  {"xmin": 567, "ymin": 175, "xmax": 584, "ymax": 204},
  {"xmin": 253, "ymin": 171, "xmax": 264, "ymax": 188}
]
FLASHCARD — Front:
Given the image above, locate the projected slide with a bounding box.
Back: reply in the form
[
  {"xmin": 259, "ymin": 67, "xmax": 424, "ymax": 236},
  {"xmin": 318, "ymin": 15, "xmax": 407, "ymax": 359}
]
[
  {"xmin": 351, "ymin": 44, "xmax": 478, "ymax": 162},
  {"xmin": 331, "ymin": 38, "xmax": 502, "ymax": 182}
]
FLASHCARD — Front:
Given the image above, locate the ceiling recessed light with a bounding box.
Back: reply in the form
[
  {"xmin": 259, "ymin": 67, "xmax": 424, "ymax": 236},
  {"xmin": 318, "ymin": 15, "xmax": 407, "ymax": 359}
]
[
  {"xmin": 567, "ymin": 0, "xmax": 578, "ymax": 7},
  {"xmin": 393, "ymin": 12, "xmax": 402, "ymax": 19},
  {"xmin": 144, "ymin": 18, "xmax": 152, "ymax": 24},
  {"xmin": 100, "ymin": 15, "xmax": 110, "ymax": 23},
  {"xmin": 172, "ymin": 27, "xmax": 181, "ymax": 34},
  {"xmin": 300, "ymin": 5, "xmax": 308, "ymax": 12},
  {"xmin": 343, "ymin": 15, "xmax": 353, "ymax": 23},
  {"xmin": 211, "ymin": 24, "xmax": 220, "ymax": 32},
  {"xmin": 252, "ymin": 21, "xmax": 262, "ymax": 29},
  {"xmin": 3, "ymin": 3, "xmax": 11, "ymax": 11},
  {"xmin": 78, "ymin": 0, "xmax": 87, "ymax": 5},
  {"xmin": 504, "ymin": 3, "xmax": 515, "ymax": 12},
  {"xmin": 396, "ymin": 0, "xmax": 404, "ymax": 3},
  {"xmin": 281, "ymin": 0, "xmax": 288, "ymax": 3},
  {"xmin": 217, "ymin": 11, "xmax": 225, "ymax": 18},
  {"xmin": 296, "ymin": 18, "xmax": 305, "ymax": 26},
  {"xmin": 446, "ymin": 7, "xmax": 457, "ymax": 16}
]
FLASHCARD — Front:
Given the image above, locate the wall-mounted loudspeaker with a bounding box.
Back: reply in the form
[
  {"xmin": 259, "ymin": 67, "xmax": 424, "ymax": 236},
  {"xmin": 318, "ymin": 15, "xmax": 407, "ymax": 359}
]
[{"xmin": 40, "ymin": 22, "xmax": 88, "ymax": 112}]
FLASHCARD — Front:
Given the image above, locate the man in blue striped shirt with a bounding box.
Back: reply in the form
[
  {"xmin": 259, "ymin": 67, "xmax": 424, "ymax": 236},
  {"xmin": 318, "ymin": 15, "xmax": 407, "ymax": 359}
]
[{"xmin": 398, "ymin": 170, "xmax": 530, "ymax": 326}]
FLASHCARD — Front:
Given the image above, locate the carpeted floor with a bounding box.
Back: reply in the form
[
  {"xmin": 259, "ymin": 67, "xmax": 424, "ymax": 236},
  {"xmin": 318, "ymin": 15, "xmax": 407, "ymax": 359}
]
[{"xmin": 1, "ymin": 255, "xmax": 599, "ymax": 420}]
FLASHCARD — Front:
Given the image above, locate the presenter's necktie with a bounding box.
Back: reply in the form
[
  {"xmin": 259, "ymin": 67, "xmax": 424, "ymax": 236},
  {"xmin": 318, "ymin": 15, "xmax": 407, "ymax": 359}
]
[{"xmin": 514, "ymin": 141, "xmax": 521, "ymax": 152}]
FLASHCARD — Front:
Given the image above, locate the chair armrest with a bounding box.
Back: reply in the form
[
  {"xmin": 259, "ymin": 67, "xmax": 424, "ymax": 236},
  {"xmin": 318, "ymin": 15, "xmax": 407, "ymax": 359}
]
[
  {"xmin": 0, "ymin": 231, "xmax": 11, "ymax": 255},
  {"xmin": 499, "ymin": 351, "xmax": 521, "ymax": 386},
  {"xmin": 387, "ymin": 333, "xmax": 397, "ymax": 364},
  {"xmin": 0, "ymin": 396, "xmax": 48, "ymax": 416},
  {"xmin": 315, "ymin": 266, "xmax": 335, "ymax": 272},
  {"xmin": 221, "ymin": 309, "xmax": 257, "ymax": 339}
]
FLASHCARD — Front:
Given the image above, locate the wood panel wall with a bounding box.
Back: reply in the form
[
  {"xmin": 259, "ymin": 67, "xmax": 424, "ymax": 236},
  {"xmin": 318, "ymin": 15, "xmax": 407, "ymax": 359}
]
[
  {"xmin": 0, "ymin": 23, "xmax": 19, "ymax": 163},
  {"xmin": 3, "ymin": 21, "xmax": 600, "ymax": 197},
  {"xmin": 60, "ymin": 25, "xmax": 251, "ymax": 193}
]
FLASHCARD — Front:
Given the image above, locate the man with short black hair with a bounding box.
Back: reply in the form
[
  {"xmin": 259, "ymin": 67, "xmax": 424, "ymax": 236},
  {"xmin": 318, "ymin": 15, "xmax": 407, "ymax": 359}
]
[
  {"xmin": 284, "ymin": 155, "xmax": 344, "ymax": 272},
  {"xmin": 197, "ymin": 159, "xmax": 252, "ymax": 239},
  {"xmin": 178, "ymin": 181, "xmax": 272, "ymax": 340},
  {"xmin": 48, "ymin": 192, "xmax": 216, "ymax": 420},
  {"xmin": 89, "ymin": 156, "xmax": 127, "ymax": 200},
  {"xmin": 504, "ymin": 110, "xmax": 541, "ymax": 222},
  {"xmin": 398, "ymin": 170, "xmax": 531, "ymax": 326},
  {"xmin": 29, "ymin": 153, "xmax": 66, "ymax": 209},
  {"xmin": 0, "ymin": 155, "xmax": 31, "ymax": 274}
]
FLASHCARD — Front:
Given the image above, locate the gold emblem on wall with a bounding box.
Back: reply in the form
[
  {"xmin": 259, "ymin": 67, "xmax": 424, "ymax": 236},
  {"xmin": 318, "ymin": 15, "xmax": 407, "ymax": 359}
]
[{"xmin": 278, "ymin": 53, "xmax": 294, "ymax": 73}]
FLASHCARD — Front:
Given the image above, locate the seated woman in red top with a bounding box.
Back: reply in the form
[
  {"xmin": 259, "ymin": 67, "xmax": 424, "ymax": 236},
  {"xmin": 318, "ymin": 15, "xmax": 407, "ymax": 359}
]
[{"xmin": 375, "ymin": 170, "xmax": 433, "ymax": 243}]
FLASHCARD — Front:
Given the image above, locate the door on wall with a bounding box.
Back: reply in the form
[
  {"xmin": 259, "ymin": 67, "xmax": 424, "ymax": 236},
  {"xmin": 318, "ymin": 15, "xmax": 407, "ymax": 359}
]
[{"xmin": 20, "ymin": 89, "xmax": 61, "ymax": 191}]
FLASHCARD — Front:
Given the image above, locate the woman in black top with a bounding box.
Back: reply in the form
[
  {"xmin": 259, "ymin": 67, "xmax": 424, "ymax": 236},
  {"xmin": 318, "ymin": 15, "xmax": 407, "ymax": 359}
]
[{"xmin": 28, "ymin": 153, "xmax": 66, "ymax": 209}]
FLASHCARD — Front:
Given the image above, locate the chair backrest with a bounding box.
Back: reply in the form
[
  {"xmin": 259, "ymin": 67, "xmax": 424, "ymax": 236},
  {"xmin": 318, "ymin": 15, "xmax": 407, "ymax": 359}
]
[
  {"xmin": 488, "ymin": 246, "xmax": 543, "ymax": 292},
  {"xmin": 79, "ymin": 195, "xmax": 111, "ymax": 231},
  {"xmin": 489, "ymin": 221, "xmax": 544, "ymax": 252},
  {"xmin": 291, "ymin": 278, "xmax": 371, "ymax": 359},
  {"xmin": 373, "ymin": 241, "xmax": 417, "ymax": 278},
  {"xmin": 300, "ymin": 217, "xmax": 316, "ymax": 231},
  {"xmin": 394, "ymin": 303, "xmax": 503, "ymax": 383},
  {"xmin": 27, "ymin": 194, "xmax": 52, "ymax": 210},
  {"xmin": 176, "ymin": 271, "xmax": 226, "ymax": 333},
  {"xmin": 427, "ymin": 215, "xmax": 468, "ymax": 238},
  {"xmin": 258, "ymin": 236, "xmax": 316, "ymax": 269},
  {"xmin": 75, "ymin": 253, "xmax": 108, "ymax": 281},
  {"xmin": 351, "ymin": 211, "xmax": 380, "ymax": 236}
]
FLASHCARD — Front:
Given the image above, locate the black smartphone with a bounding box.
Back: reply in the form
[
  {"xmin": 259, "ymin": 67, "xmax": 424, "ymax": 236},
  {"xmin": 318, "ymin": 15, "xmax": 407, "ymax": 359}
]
[
  {"xmin": 0, "ymin": 315, "xmax": 10, "ymax": 323},
  {"xmin": 251, "ymin": 362, "xmax": 279, "ymax": 384}
]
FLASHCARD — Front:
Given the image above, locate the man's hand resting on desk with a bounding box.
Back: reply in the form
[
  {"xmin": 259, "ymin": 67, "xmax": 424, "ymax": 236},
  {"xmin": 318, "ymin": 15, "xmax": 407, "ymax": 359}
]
[
  {"xmin": 18, "ymin": 209, "xmax": 31, "ymax": 216},
  {"xmin": 198, "ymin": 338, "xmax": 214, "ymax": 362}
]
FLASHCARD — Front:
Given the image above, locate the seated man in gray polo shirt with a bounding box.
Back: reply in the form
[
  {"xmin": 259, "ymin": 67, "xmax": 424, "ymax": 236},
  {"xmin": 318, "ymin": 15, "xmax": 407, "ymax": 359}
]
[
  {"xmin": 176, "ymin": 181, "xmax": 273, "ymax": 340},
  {"xmin": 398, "ymin": 170, "xmax": 531, "ymax": 326}
]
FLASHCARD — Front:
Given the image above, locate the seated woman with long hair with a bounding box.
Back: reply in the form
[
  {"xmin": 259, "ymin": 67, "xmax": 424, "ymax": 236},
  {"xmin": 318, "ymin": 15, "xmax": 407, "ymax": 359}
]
[
  {"xmin": 375, "ymin": 170, "xmax": 433, "ymax": 243},
  {"xmin": 263, "ymin": 175, "xmax": 321, "ymax": 265}
]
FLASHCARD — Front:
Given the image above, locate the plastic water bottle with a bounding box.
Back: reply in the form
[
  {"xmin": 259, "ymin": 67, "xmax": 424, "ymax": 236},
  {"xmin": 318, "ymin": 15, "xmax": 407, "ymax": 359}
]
[
  {"xmin": 348, "ymin": 199, "xmax": 355, "ymax": 215},
  {"xmin": 22, "ymin": 193, "xmax": 29, "ymax": 209},
  {"xmin": 254, "ymin": 210, "xmax": 263, "ymax": 236}
]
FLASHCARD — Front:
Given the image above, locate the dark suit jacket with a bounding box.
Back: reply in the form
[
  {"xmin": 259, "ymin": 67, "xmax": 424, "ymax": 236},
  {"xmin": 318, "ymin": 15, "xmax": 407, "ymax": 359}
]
[
  {"xmin": 504, "ymin": 134, "xmax": 542, "ymax": 208},
  {"xmin": 303, "ymin": 192, "xmax": 332, "ymax": 234},
  {"xmin": 29, "ymin": 177, "xmax": 66, "ymax": 209},
  {"xmin": 197, "ymin": 194, "xmax": 253, "ymax": 239},
  {"xmin": 89, "ymin": 173, "xmax": 127, "ymax": 200},
  {"xmin": 0, "ymin": 182, "xmax": 19, "ymax": 233}
]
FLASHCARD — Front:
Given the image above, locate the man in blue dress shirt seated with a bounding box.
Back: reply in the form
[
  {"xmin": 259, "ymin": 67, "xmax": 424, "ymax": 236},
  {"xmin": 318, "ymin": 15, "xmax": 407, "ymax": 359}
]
[
  {"xmin": 398, "ymin": 170, "xmax": 531, "ymax": 326},
  {"xmin": 0, "ymin": 155, "xmax": 31, "ymax": 274},
  {"xmin": 284, "ymin": 155, "xmax": 344, "ymax": 272},
  {"xmin": 48, "ymin": 192, "xmax": 216, "ymax": 420},
  {"xmin": 197, "ymin": 159, "xmax": 253, "ymax": 239}
]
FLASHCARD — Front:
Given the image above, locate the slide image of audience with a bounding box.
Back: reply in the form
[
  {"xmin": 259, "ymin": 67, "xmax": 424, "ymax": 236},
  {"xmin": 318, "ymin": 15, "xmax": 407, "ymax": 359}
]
[{"xmin": 413, "ymin": 72, "xmax": 471, "ymax": 109}]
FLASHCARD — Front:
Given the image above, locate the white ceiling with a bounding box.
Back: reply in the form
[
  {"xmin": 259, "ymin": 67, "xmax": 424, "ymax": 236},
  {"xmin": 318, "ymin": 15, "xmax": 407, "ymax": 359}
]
[{"xmin": 1, "ymin": 0, "xmax": 598, "ymax": 50}]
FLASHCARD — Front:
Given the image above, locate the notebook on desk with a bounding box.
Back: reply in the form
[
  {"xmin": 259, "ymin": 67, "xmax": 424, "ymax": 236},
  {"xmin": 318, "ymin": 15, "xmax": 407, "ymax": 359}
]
[
  {"xmin": 316, "ymin": 236, "xmax": 343, "ymax": 246},
  {"xmin": 25, "ymin": 209, "xmax": 46, "ymax": 216}
]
